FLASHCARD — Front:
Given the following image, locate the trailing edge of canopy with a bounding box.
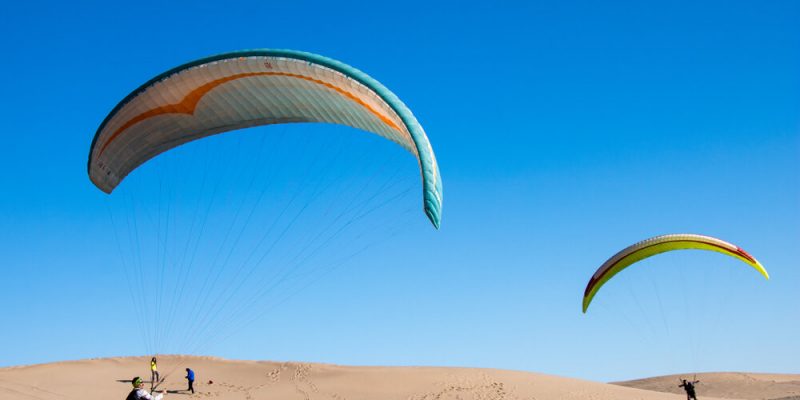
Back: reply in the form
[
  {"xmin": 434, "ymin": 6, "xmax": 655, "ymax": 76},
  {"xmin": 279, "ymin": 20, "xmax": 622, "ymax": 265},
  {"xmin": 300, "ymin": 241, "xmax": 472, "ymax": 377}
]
[{"xmin": 87, "ymin": 49, "xmax": 442, "ymax": 228}]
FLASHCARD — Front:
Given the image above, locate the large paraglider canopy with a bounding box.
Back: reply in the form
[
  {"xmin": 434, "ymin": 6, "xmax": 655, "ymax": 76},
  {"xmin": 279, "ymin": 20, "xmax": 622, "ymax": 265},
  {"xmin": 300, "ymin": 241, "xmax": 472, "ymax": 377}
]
[
  {"xmin": 88, "ymin": 49, "xmax": 442, "ymax": 228},
  {"xmin": 88, "ymin": 49, "xmax": 442, "ymax": 362},
  {"xmin": 582, "ymin": 234, "xmax": 768, "ymax": 313}
]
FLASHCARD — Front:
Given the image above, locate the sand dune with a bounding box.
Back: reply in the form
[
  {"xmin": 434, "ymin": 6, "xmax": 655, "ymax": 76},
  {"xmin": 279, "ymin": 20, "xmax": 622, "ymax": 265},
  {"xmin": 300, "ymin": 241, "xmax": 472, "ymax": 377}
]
[
  {"xmin": 615, "ymin": 372, "xmax": 800, "ymax": 400},
  {"xmin": 1, "ymin": 355, "xmax": 794, "ymax": 400}
]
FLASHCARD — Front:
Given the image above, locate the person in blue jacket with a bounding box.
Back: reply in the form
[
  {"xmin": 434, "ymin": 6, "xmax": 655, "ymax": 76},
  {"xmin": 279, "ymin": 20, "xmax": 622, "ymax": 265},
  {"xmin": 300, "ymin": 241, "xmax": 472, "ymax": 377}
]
[{"xmin": 185, "ymin": 368, "xmax": 195, "ymax": 393}]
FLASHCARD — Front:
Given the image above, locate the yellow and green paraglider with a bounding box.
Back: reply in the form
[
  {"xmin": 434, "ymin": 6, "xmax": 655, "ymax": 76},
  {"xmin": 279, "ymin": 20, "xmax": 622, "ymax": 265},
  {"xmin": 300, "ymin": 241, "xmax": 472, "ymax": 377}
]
[{"xmin": 582, "ymin": 234, "xmax": 768, "ymax": 313}]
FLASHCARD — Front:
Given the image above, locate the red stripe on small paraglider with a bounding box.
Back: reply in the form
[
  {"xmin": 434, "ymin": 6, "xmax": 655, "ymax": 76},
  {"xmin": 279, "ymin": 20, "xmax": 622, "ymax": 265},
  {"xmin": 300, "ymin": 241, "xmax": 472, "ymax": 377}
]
[{"xmin": 583, "ymin": 239, "xmax": 742, "ymax": 298}]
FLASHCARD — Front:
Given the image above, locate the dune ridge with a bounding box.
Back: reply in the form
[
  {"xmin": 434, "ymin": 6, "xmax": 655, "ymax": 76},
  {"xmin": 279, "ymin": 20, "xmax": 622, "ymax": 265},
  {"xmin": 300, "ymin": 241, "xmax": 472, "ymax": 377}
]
[
  {"xmin": 1, "ymin": 355, "xmax": 795, "ymax": 400},
  {"xmin": 614, "ymin": 372, "xmax": 800, "ymax": 400}
]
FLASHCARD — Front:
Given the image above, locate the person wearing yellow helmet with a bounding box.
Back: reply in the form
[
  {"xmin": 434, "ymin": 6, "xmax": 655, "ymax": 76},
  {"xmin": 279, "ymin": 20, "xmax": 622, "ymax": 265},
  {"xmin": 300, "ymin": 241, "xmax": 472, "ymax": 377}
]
[{"xmin": 126, "ymin": 376, "xmax": 165, "ymax": 400}]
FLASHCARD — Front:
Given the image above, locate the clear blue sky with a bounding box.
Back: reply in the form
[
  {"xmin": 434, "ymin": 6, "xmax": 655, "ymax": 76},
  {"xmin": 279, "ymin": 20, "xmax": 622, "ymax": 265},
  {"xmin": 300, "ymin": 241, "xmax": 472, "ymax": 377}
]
[{"xmin": 1, "ymin": 0, "xmax": 798, "ymax": 382}]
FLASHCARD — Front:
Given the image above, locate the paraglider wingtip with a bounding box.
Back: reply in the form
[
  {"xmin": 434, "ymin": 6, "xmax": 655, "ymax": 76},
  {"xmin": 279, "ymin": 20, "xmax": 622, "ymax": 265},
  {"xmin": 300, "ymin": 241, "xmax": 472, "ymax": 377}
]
[
  {"xmin": 739, "ymin": 248, "xmax": 769, "ymax": 280},
  {"xmin": 88, "ymin": 174, "xmax": 113, "ymax": 194},
  {"xmin": 750, "ymin": 264, "xmax": 769, "ymax": 280},
  {"xmin": 425, "ymin": 206, "xmax": 440, "ymax": 230},
  {"xmin": 581, "ymin": 290, "xmax": 595, "ymax": 313}
]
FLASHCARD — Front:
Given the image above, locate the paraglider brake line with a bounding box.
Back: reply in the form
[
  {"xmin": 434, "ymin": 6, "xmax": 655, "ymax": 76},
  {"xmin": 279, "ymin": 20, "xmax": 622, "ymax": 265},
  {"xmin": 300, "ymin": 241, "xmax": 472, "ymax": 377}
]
[{"xmin": 152, "ymin": 374, "xmax": 169, "ymax": 392}]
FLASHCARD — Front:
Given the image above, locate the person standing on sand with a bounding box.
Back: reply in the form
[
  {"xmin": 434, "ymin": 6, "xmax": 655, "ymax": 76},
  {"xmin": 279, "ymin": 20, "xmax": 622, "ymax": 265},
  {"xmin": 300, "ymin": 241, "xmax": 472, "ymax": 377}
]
[
  {"xmin": 127, "ymin": 376, "xmax": 166, "ymax": 400},
  {"xmin": 679, "ymin": 378, "xmax": 700, "ymax": 400},
  {"xmin": 185, "ymin": 368, "xmax": 195, "ymax": 393},
  {"xmin": 150, "ymin": 357, "xmax": 160, "ymax": 388}
]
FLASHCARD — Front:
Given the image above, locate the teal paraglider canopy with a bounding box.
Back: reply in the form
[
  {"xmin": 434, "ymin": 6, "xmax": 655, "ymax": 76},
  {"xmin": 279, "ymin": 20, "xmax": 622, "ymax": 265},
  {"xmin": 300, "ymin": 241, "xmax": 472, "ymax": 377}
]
[{"xmin": 88, "ymin": 49, "xmax": 442, "ymax": 228}]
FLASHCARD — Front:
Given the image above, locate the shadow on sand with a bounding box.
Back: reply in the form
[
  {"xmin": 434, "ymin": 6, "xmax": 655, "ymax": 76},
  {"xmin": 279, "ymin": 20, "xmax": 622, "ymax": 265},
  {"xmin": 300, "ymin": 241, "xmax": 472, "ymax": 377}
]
[{"xmin": 115, "ymin": 380, "xmax": 193, "ymax": 395}]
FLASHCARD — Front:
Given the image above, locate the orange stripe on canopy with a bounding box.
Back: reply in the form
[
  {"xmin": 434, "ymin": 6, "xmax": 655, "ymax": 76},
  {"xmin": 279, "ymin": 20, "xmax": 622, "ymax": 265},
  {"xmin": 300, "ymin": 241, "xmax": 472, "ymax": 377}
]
[{"xmin": 99, "ymin": 71, "xmax": 403, "ymax": 156}]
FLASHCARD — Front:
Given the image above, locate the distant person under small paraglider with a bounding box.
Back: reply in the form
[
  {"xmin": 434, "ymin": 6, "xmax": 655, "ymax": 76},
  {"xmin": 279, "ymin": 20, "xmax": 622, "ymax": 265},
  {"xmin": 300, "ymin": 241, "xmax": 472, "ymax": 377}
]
[{"xmin": 679, "ymin": 378, "xmax": 700, "ymax": 400}]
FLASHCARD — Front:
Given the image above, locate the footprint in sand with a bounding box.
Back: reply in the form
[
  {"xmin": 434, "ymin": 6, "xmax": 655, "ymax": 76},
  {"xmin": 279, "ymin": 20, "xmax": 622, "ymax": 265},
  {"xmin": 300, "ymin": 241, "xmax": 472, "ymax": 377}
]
[
  {"xmin": 267, "ymin": 367, "xmax": 282, "ymax": 384},
  {"xmin": 409, "ymin": 375, "xmax": 518, "ymax": 400},
  {"xmin": 291, "ymin": 363, "xmax": 323, "ymax": 400}
]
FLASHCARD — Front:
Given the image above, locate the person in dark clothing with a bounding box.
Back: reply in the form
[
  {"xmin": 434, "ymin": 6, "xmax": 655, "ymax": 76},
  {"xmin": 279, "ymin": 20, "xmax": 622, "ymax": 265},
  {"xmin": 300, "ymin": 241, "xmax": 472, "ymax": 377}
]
[
  {"xmin": 679, "ymin": 378, "xmax": 700, "ymax": 400},
  {"xmin": 185, "ymin": 368, "xmax": 195, "ymax": 393}
]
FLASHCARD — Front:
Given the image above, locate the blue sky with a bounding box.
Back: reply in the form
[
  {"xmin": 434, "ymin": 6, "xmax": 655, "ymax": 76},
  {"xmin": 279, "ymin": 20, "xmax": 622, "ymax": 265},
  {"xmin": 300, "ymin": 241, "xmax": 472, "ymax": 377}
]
[{"xmin": 1, "ymin": 0, "xmax": 798, "ymax": 382}]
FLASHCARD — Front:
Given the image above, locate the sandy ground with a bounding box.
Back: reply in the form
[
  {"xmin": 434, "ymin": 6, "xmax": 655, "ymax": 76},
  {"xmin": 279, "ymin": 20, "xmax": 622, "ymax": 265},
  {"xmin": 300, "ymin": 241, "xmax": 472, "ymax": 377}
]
[
  {"xmin": 615, "ymin": 372, "xmax": 800, "ymax": 400},
  {"xmin": 0, "ymin": 355, "xmax": 795, "ymax": 400}
]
